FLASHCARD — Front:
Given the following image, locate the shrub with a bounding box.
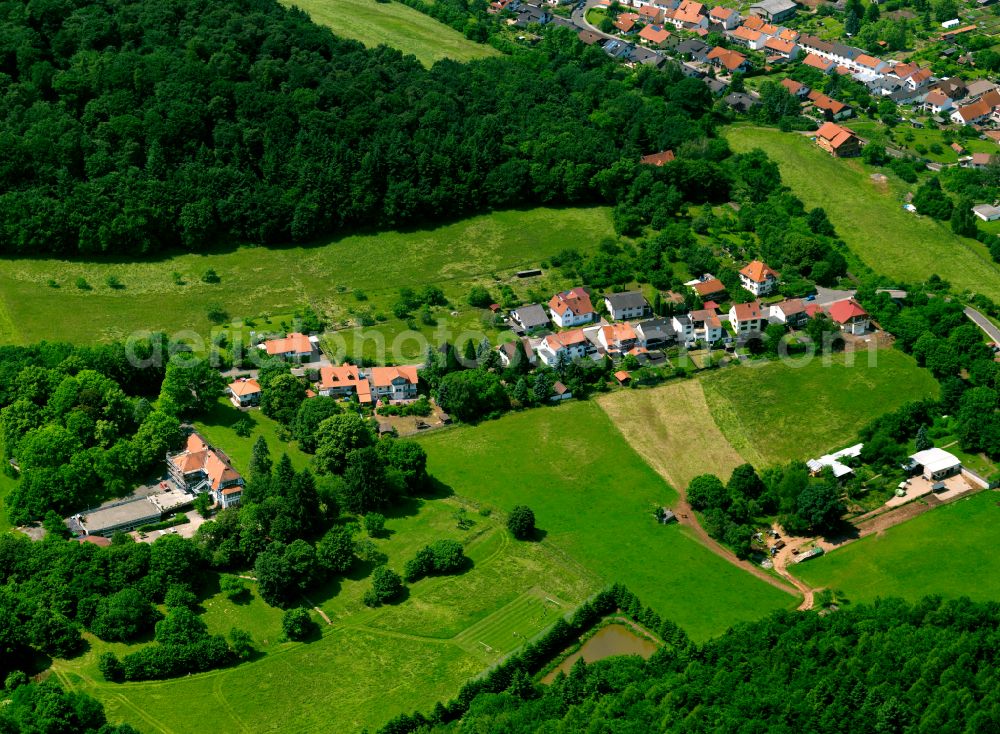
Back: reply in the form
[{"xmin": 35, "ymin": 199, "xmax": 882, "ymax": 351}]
[
  {"xmin": 368, "ymin": 566, "xmax": 404, "ymax": 605},
  {"xmin": 468, "ymin": 285, "xmax": 494, "ymax": 308},
  {"xmin": 202, "ymin": 269, "xmax": 221, "ymax": 283},
  {"xmin": 105, "ymin": 274, "xmax": 123, "ymax": 289},
  {"xmin": 282, "ymin": 608, "xmax": 318, "ymax": 641},
  {"xmin": 363, "ymin": 512, "xmax": 387, "ymax": 538},
  {"xmin": 507, "ymin": 505, "xmax": 535, "ymax": 540},
  {"xmin": 75, "ymin": 277, "xmax": 90, "ymax": 290}
]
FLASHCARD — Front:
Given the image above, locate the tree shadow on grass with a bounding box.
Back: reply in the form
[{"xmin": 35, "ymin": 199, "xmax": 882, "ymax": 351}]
[
  {"xmin": 383, "ymin": 495, "xmax": 424, "ymax": 521},
  {"xmin": 421, "ymin": 477, "xmax": 455, "ymax": 501},
  {"xmin": 819, "ymin": 519, "xmax": 860, "ymax": 546},
  {"xmin": 304, "ymin": 575, "xmax": 343, "ymax": 608}
]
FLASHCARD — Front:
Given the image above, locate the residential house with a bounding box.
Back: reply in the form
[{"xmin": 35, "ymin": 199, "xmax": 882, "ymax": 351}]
[
  {"xmin": 933, "ymin": 77, "xmax": 967, "ymax": 100},
  {"xmin": 802, "ymin": 53, "xmax": 835, "ymax": 74},
  {"xmin": 167, "ymin": 432, "xmax": 244, "ymax": 509},
  {"xmin": 763, "ymin": 36, "xmax": 798, "ymax": 60},
  {"xmin": 951, "ymin": 90, "xmax": 1000, "ymax": 125},
  {"xmin": 730, "ymin": 25, "xmax": 765, "ymax": 49},
  {"xmin": 511, "ymin": 303, "xmax": 550, "ymax": 333},
  {"xmin": 966, "ymin": 153, "xmax": 997, "ymax": 169},
  {"xmin": 549, "ymin": 287, "xmax": 595, "ymax": 327},
  {"xmin": 854, "ymin": 54, "xmax": 888, "ymax": 77},
  {"xmin": 638, "ymin": 24, "xmax": 672, "ymax": 45},
  {"xmin": 640, "ymin": 149, "xmax": 676, "ymax": 166},
  {"xmin": 691, "ymin": 276, "xmax": 727, "ymax": 301},
  {"xmin": 537, "ymin": 328, "xmax": 590, "ymax": 366},
  {"xmin": 605, "ymin": 291, "xmax": 650, "ymax": 320},
  {"xmin": 578, "ymin": 29, "xmax": 604, "ymax": 45},
  {"xmin": 709, "ymin": 5, "xmax": 739, "ymax": 29},
  {"xmin": 602, "ymin": 38, "xmax": 634, "ymax": 60},
  {"xmin": 814, "ymin": 121, "xmax": 861, "ymax": 157},
  {"xmin": 674, "ymin": 38, "xmax": 709, "ymax": 61},
  {"xmin": 318, "ymin": 364, "xmax": 371, "ymax": 404},
  {"xmin": 973, "ymin": 204, "xmax": 1000, "ymax": 222},
  {"xmin": 598, "ymin": 322, "xmax": 639, "ymax": 353},
  {"xmin": 635, "ymin": 318, "xmax": 675, "ymax": 348},
  {"xmin": 827, "ymin": 298, "xmax": 869, "ymax": 335},
  {"xmin": 707, "ymin": 46, "xmax": 750, "ymax": 73},
  {"xmin": 769, "ymin": 298, "xmax": 809, "ymax": 327},
  {"xmin": 614, "ymin": 12, "xmax": 640, "ymax": 32},
  {"xmin": 729, "ymin": 300, "xmax": 766, "ymax": 334},
  {"xmin": 781, "ymin": 78, "xmax": 810, "ymax": 97},
  {"xmin": 704, "ymin": 77, "xmax": 728, "ymax": 95},
  {"xmin": 725, "ymin": 92, "xmax": 759, "ymax": 112},
  {"xmin": 739, "ymin": 260, "xmax": 779, "ymax": 296},
  {"xmin": 665, "ymin": 0, "xmax": 708, "ymax": 30},
  {"xmin": 923, "ymin": 89, "xmax": 954, "ymax": 115},
  {"xmin": 689, "ymin": 308, "xmax": 724, "ymax": 343},
  {"xmin": 671, "ymin": 314, "xmax": 695, "ymax": 344},
  {"xmin": 630, "ymin": 46, "xmax": 667, "ymax": 67},
  {"xmin": 368, "ymin": 366, "xmax": 419, "ymax": 402},
  {"xmin": 808, "ymin": 90, "xmax": 852, "ymax": 119},
  {"xmin": 228, "ymin": 378, "xmax": 261, "ymax": 407},
  {"xmin": 638, "ymin": 4, "xmax": 665, "ymax": 23},
  {"xmin": 807, "ymin": 443, "xmax": 862, "ymax": 480},
  {"xmin": 749, "ymin": 0, "xmax": 797, "ymax": 22},
  {"xmin": 260, "ymin": 332, "xmax": 315, "ymax": 360},
  {"xmin": 498, "ymin": 339, "xmax": 537, "ymax": 368}
]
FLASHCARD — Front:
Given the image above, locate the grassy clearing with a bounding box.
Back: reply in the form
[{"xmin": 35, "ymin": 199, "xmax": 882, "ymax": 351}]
[
  {"xmin": 54, "ymin": 491, "xmax": 595, "ymax": 732},
  {"xmin": 724, "ymin": 127, "xmax": 1000, "ymax": 301},
  {"xmin": 0, "ymin": 207, "xmax": 613, "ymax": 355},
  {"xmin": 596, "ymin": 379, "xmax": 746, "ymax": 489},
  {"xmin": 281, "ymin": 0, "xmax": 500, "ymax": 66},
  {"xmin": 194, "ymin": 398, "xmax": 313, "ymax": 473},
  {"xmin": 701, "ymin": 350, "xmax": 939, "ymax": 467},
  {"xmin": 794, "ymin": 491, "xmax": 1000, "ymax": 603},
  {"xmin": 419, "ymin": 402, "xmax": 797, "ymax": 642}
]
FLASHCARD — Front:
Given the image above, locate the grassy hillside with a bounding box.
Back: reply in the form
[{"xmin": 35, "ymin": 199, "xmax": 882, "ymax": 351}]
[
  {"xmin": 725, "ymin": 126, "xmax": 1000, "ymax": 301},
  {"xmin": 701, "ymin": 350, "xmax": 939, "ymax": 467},
  {"xmin": 419, "ymin": 401, "xmax": 797, "ymax": 642},
  {"xmin": 596, "ymin": 379, "xmax": 746, "ymax": 489},
  {"xmin": 0, "ymin": 207, "xmax": 612, "ymax": 351},
  {"xmin": 283, "ymin": 0, "xmax": 500, "ymax": 66},
  {"xmin": 794, "ymin": 492, "xmax": 1000, "ymax": 603}
]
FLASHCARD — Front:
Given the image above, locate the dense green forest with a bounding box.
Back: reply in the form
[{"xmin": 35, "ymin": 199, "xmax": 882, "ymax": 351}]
[
  {"xmin": 0, "ymin": 0, "xmax": 716, "ymax": 254},
  {"xmin": 390, "ymin": 596, "xmax": 1000, "ymax": 733}
]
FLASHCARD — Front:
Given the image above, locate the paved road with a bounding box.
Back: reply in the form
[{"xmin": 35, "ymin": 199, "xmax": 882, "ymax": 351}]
[{"xmin": 965, "ymin": 306, "xmax": 1000, "ymax": 344}]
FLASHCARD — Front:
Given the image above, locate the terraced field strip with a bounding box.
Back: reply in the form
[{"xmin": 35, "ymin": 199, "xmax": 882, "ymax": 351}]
[{"xmin": 452, "ymin": 588, "xmax": 570, "ymax": 656}]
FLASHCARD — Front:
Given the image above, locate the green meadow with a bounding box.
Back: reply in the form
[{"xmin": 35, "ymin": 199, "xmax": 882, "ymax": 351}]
[
  {"xmin": 701, "ymin": 350, "xmax": 939, "ymax": 467},
  {"xmin": 725, "ymin": 126, "xmax": 1000, "ymax": 301},
  {"xmin": 0, "ymin": 207, "xmax": 612, "ymax": 354},
  {"xmin": 419, "ymin": 401, "xmax": 798, "ymax": 642},
  {"xmin": 794, "ymin": 492, "xmax": 1000, "ymax": 603},
  {"xmin": 282, "ymin": 0, "xmax": 500, "ymax": 67}
]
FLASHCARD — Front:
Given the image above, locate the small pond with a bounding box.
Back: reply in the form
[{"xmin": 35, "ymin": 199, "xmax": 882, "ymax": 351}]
[{"xmin": 540, "ymin": 623, "xmax": 659, "ymax": 683}]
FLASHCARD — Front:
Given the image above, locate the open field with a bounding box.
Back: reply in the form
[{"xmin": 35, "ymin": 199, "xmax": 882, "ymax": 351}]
[
  {"xmin": 282, "ymin": 0, "xmax": 500, "ymax": 67},
  {"xmin": 54, "ymin": 493, "xmax": 595, "ymax": 733},
  {"xmin": 596, "ymin": 379, "xmax": 745, "ymax": 489},
  {"xmin": 701, "ymin": 351, "xmax": 939, "ymax": 467},
  {"xmin": 419, "ymin": 402, "xmax": 797, "ymax": 642},
  {"xmin": 0, "ymin": 207, "xmax": 612, "ymax": 354},
  {"xmin": 725, "ymin": 127, "xmax": 1000, "ymax": 301},
  {"xmin": 793, "ymin": 491, "xmax": 1000, "ymax": 603},
  {"xmin": 194, "ymin": 398, "xmax": 313, "ymax": 473}
]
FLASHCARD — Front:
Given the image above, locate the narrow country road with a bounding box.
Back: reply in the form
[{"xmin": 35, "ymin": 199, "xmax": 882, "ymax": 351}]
[{"xmin": 965, "ymin": 306, "xmax": 1000, "ymax": 344}]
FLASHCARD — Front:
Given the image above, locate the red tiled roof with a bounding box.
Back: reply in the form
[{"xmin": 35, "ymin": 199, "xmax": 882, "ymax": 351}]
[
  {"xmin": 781, "ymin": 78, "xmax": 805, "ymax": 94},
  {"xmin": 710, "ymin": 6, "xmax": 735, "ymax": 18},
  {"xmin": 740, "ymin": 260, "xmax": 779, "ymax": 283},
  {"xmin": 263, "ymin": 332, "xmax": 312, "ymax": 356},
  {"xmin": 854, "ymin": 54, "xmax": 883, "ymax": 69},
  {"xmin": 732, "ymin": 26, "xmax": 762, "ymax": 43},
  {"xmin": 368, "ymin": 366, "xmax": 419, "ymax": 388},
  {"xmin": 318, "ymin": 364, "xmax": 361, "ymax": 391},
  {"xmin": 808, "ymin": 90, "xmax": 848, "ymax": 114},
  {"xmin": 640, "ymin": 149, "xmax": 675, "ymax": 165},
  {"xmin": 693, "ymin": 278, "xmax": 726, "ymax": 297},
  {"xmin": 544, "ymin": 329, "xmax": 588, "ymax": 350},
  {"xmin": 175, "ymin": 433, "xmax": 242, "ymax": 491},
  {"xmin": 638, "ymin": 24, "xmax": 671, "ymax": 44},
  {"xmin": 673, "ymin": 0, "xmax": 705, "ymax": 24},
  {"xmin": 600, "ymin": 322, "xmax": 637, "ymax": 345},
  {"xmin": 827, "ymin": 298, "xmax": 868, "ymax": 324},
  {"xmin": 815, "ymin": 122, "xmax": 858, "ymax": 150},
  {"xmin": 549, "ymin": 287, "xmax": 594, "ymax": 317},
  {"xmin": 764, "ymin": 37, "xmax": 795, "ymax": 54},
  {"xmin": 802, "ymin": 53, "xmax": 833, "ymax": 71},
  {"xmin": 228, "ymin": 377, "xmax": 261, "ymax": 397},
  {"xmin": 707, "ymin": 46, "xmax": 747, "ymax": 71},
  {"xmin": 732, "ymin": 300, "xmax": 764, "ymax": 322}
]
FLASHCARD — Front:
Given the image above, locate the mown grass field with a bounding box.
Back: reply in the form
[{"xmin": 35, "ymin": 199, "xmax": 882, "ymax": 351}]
[
  {"xmin": 281, "ymin": 0, "xmax": 500, "ymax": 66},
  {"xmin": 55, "ymin": 494, "xmax": 596, "ymax": 733},
  {"xmin": 701, "ymin": 350, "xmax": 939, "ymax": 468},
  {"xmin": 724, "ymin": 127, "xmax": 1000, "ymax": 301},
  {"xmin": 794, "ymin": 492, "xmax": 1000, "ymax": 603},
  {"xmin": 194, "ymin": 398, "xmax": 313, "ymax": 473},
  {"xmin": 0, "ymin": 207, "xmax": 613, "ymax": 356},
  {"xmin": 419, "ymin": 401, "xmax": 797, "ymax": 642},
  {"xmin": 596, "ymin": 379, "xmax": 746, "ymax": 489}
]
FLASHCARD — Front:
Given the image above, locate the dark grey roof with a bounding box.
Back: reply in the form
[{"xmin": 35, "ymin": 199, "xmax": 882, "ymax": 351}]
[
  {"xmin": 630, "ymin": 47, "xmax": 665, "ymax": 66},
  {"xmin": 750, "ymin": 0, "xmax": 797, "ymax": 12},
  {"xmin": 676, "ymin": 39, "xmax": 709, "ymax": 57},
  {"xmin": 704, "ymin": 78, "xmax": 728, "ymax": 95},
  {"xmin": 635, "ymin": 318, "xmax": 675, "ymax": 341},
  {"xmin": 605, "ymin": 291, "xmax": 649, "ymax": 311},
  {"xmin": 512, "ymin": 304, "xmax": 549, "ymax": 328},
  {"xmin": 725, "ymin": 92, "xmax": 759, "ymax": 110}
]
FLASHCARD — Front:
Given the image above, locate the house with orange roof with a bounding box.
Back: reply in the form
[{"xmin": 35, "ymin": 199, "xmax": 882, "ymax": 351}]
[
  {"xmin": 638, "ymin": 5, "xmax": 665, "ymax": 23},
  {"xmin": 260, "ymin": 332, "xmax": 315, "ymax": 360},
  {"xmin": 638, "ymin": 24, "xmax": 671, "ymax": 45},
  {"xmin": 709, "ymin": 5, "xmax": 739, "ymax": 29},
  {"xmin": 549, "ymin": 287, "xmax": 595, "ymax": 328},
  {"xmin": 739, "ymin": 260, "xmax": 780, "ymax": 296},
  {"xmin": 691, "ymin": 276, "xmax": 727, "ymax": 301},
  {"xmin": 228, "ymin": 377, "xmax": 261, "ymax": 407},
  {"xmin": 826, "ymin": 298, "xmax": 869, "ymax": 335},
  {"xmin": 778, "ymin": 27, "xmax": 799, "ymax": 42},
  {"xmin": 665, "ymin": 0, "xmax": 708, "ymax": 30},
  {"xmin": 537, "ymin": 328, "xmax": 590, "ymax": 366},
  {"xmin": 763, "ymin": 36, "xmax": 798, "ymax": 60},
  {"xmin": 808, "ymin": 90, "xmax": 852, "ymax": 120},
  {"xmin": 730, "ymin": 25, "xmax": 764, "ymax": 49},
  {"xmin": 729, "ymin": 300, "xmax": 767, "ymax": 334},
  {"xmin": 167, "ymin": 432, "xmax": 244, "ymax": 509},
  {"xmin": 318, "ymin": 363, "xmax": 370, "ymax": 402},
  {"xmin": 706, "ymin": 46, "xmax": 750, "ymax": 73},
  {"xmin": 923, "ymin": 89, "xmax": 954, "ymax": 115},
  {"xmin": 802, "ymin": 53, "xmax": 835, "ymax": 74},
  {"xmin": 769, "ymin": 298, "xmax": 810, "ymax": 327},
  {"xmin": 814, "ymin": 122, "xmax": 861, "ymax": 157},
  {"xmin": 598, "ymin": 322, "xmax": 639, "ymax": 353},
  {"xmin": 951, "ymin": 90, "xmax": 1000, "ymax": 126},
  {"xmin": 780, "ymin": 78, "xmax": 809, "ymax": 97},
  {"xmin": 368, "ymin": 366, "xmax": 419, "ymax": 402},
  {"xmin": 614, "ymin": 12, "xmax": 640, "ymax": 33}
]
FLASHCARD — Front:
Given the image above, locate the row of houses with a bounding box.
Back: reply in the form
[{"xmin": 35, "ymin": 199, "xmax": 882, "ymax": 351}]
[{"xmin": 227, "ymin": 364, "xmax": 420, "ymax": 408}]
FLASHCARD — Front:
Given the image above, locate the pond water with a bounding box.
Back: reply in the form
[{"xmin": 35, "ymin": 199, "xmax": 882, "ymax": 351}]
[{"xmin": 540, "ymin": 623, "xmax": 659, "ymax": 683}]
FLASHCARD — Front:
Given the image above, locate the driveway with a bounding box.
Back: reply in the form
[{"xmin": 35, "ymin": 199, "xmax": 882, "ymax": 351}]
[
  {"xmin": 813, "ymin": 286, "xmax": 856, "ymax": 307},
  {"xmin": 965, "ymin": 307, "xmax": 1000, "ymax": 344}
]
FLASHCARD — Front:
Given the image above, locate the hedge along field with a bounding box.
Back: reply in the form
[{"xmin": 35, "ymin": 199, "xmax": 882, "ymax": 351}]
[
  {"xmin": 419, "ymin": 401, "xmax": 797, "ymax": 642},
  {"xmin": 724, "ymin": 126, "xmax": 1000, "ymax": 302},
  {"xmin": 701, "ymin": 350, "xmax": 940, "ymax": 467},
  {"xmin": 793, "ymin": 492, "xmax": 1000, "ymax": 603},
  {"xmin": 283, "ymin": 0, "xmax": 501, "ymax": 67},
  {"xmin": 0, "ymin": 207, "xmax": 612, "ymax": 348},
  {"xmin": 53, "ymin": 496, "xmax": 596, "ymax": 733}
]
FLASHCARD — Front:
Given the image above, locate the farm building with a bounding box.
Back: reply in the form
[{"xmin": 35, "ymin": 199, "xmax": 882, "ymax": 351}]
[
  {"xmin": 807, "ymin": 443, "xmax": 863, "ymax": 480},
  {"xmin": 907, "ymin": 448, "xmax": 962, "ymax": 481}
]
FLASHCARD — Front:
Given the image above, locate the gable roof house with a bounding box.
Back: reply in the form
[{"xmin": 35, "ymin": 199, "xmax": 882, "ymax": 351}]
[
  {"xmin": 814, "ymin": 121, "xmax": 861, "ymax": 157},
  {"xmin": 228, "ymin": 377, "xmax": 261, "ymax": 407},
  {"xmin": 614, "ymin": 12, "xmax": 640, "ymax": 33},
  {"xmin": 511, "ymin": 303, "xmax": 550, "ymax": 333},
  {"xmin": 729, "ymin": 300, "xmax": 767, "ymax": 334},
  {"xmin": 318, "ymin": 364, "xmax": 371, "ymax": 403},
  {"xmin": 739, "ymin": 260, "xmax": 779, "ymax": 295},
  {"xmin": 725, "ymin": 92, "xmax": 759, "ymax": 112},
  {"xmin": 671, "ymin": 313, "xmax": 695, "ymax": 344},
  {"xmin": 730, "ymin": 25, "xmax": 765, "ymax": 49},
  {"xmin": 709, "ymin": 5, "xmax": 739, "ymax": 29},
  {"xmin": 707, "ymin": 46, "xmax": 750, "ymax": 73},
  {"xmin": 640, "ymin": 149, "xmax": 676, "ymax": 166},
  {"xmin": 537, "ymin": 328, "xmax": 590, "ymax": 367},
  {"xmin": 951, "ymin": 90, "xmax": 1000, "ymax": 125},
  {"xmin": 598, "ymin": 322, "xmax": 639, "ymax": 354},
  {"xmin": 638, "ymin": 24, "xmax": 672, "ymax": 45},
  {"xmin": 549, "ymin": 287, "xmax": 595, "ymax": 328},
  {"xmin": 689, "ymin": 308, "xmax": 724, "ymax": 344},
  {"xmin": 635, "ymin": 318, "xmax": 676, "ymax": 348},
  {"xmin": 808, "ymin": 90, "xmax": 852, "ymax": 119},
  {"xmin": 827, "ymin": 298, "xmax": 869, "ymax": 335},
  {"xmin": 923, "ymin": 89, "xmax": 954, "ymax": 114},
  {"xmin": 638, "ymin": 4, "xmax": 665, "ymax": 23},
  {"xmin": 802, "ymin": 52, "xmax": 835, "ymax": 74},
  {"xmin": 763, "ymin": 36, "xmax": 798, "ymax": 60},
  {"xmin": 781, "ymin": 78, "xmax": 810, "ymax": 97},
  {"xmin": 498, "ymin": 339, "xmax": 537, "ymax": 369},
  {"xmin": 260, "ymin": 332, "xmax": 315, "ymax": 360},
  {"xmin": 749, "ymin": 0, "xmax": 797, "ymax": 23},
  {"xmin": 691, "ymin": 276, "xmax": 727, "ymax": 301},
  {"xmin": 368, "ymin": 366, "xmax": 419, "ymax": 403},
  {"xmin": 665, "ymin": 0, "xmax": 708, "ymax": 30},
  {"xmin": 674, "ymin": 38, "xmax": 710, "ymax": 61},
  {"xmin": 168, "ymin": 432, "xmax": 245, "ymax": 509},
  {"xmin": 769, "ymin": 298, "xmax": 809, "ymax": 326},
  {"xmin": 605, "ymin": 291, "xmax": 650, "ymax": 321}
]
